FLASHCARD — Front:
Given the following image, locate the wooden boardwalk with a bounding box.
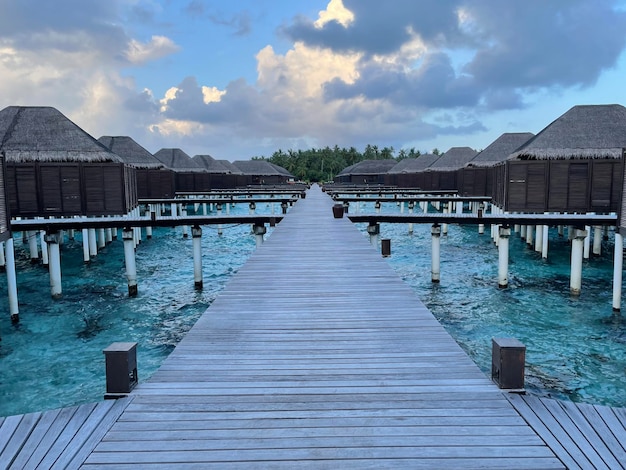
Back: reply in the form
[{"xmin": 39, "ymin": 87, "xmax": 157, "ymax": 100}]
[{"xmin": 2, "ymin": 184, "xmax": 623, "ymax": 468}]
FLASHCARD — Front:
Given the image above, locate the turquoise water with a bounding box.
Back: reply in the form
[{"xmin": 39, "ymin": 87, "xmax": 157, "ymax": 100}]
[
  {"xmin": 0, "ymin": 202, "xmax": 276, "ymax": 417},
  {"xmin": 1, "ymin": 199, "xmax": 625, "ymax": 417},
  {"xmin": 355, "ymin": 201, "xmax": 626, "ymax": 408}
]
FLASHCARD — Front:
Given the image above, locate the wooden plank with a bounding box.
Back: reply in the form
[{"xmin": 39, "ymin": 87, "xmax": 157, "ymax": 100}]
[
  {"xmin": 7, "ymin": 408, "xmax": 61, "ymax": 470},
  {"xmin": 0, "ymin": 412, "xmax": 41, "ymax": 469}
]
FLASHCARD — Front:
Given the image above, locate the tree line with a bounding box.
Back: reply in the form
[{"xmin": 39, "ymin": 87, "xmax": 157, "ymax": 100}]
[{"xmin": 253, "ymin": 145, "xmax": 442, "ymax": 182}]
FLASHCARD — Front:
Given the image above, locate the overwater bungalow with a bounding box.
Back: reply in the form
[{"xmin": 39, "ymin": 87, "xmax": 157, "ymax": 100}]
[
  {"xmin": 98, "ymin": 136, "xmax": 175, "ymax": 199},
  {"xmin": 420, "ymin": 147, "xmax": 478, "ymax": 191},
  {"xmin": 495, "ymin": 104, "xmax": 626, "ymax": 214},
  {"xmin": 385, "ymin": 154, "xmax": 441, "ymax": 188},
  {"xmin": 458, "ymin": 133, "xmax": 534, "ymax": 198},
  {"xmin": 0, "ymin": 106, "xmax": 137, "ymax": 218},
  {"xmin": 232, "ymin": 160, "xmax": 294, "ymax": 186},
  {"xmin": 335, "ymin": 159, "xmax": 398, "ymax": 185},
  {"xmin": 192, "ymin": 154, "xmax": 240, "ymax": 189},
  {"xmin": 153, "ymin": 148, "xmax": 209, "ymax": 193}
]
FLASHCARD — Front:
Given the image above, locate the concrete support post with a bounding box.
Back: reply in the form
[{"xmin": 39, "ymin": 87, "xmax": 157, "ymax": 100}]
[
  {"xmin": 181, "ymin": 205, "xmax": 188, "ymax": 238},
  {"xmin": 106, "ymin": 228, "xmax": 113, "ymax": 244},
  {"xmin": 526, "ymin": 225, "xmax": 534, "ymax": 246},
  {"xmin": 431, "ymin": 224, "xmax": 441, "ymax": 283},
  {"xmin": 613, "ymin": 232, "xmax": 623, "ymax": 312},
  {"xmin": 478, "ymin": 202, "xmax": 485, "ymax": 235},
  {"xmin": 170, "ymin": 203, "xmax": 177, "ymax": 217},
  {"xmin": 28, "ymin": 231, "xmax": 39, "ymax": 263},
  {"xmin": 542, "ymin": 225, "xmax": 549, "ymax": 259},
  {"xmin": 399, "ymin": 201, "xmax": 404, "ymax": 214},
  {"xmin": 122, "ymin": 228, "xmax": 138, "ymax": 297},
  {"xmin": 558, "ymin": 225, "xmax": 564, "ymax": 237},
  {"xmin": 40, "ymin": 230, "xmax": 49, "ymax": 266},
  {"xmin": 281, "ymin": 202, "xmax": 288, "ymax": 214},
  {"xmin": 5, "ymin": 238, "xmax": 19, "ymax": 322},
  {"xmin": 520, "ymin": 225, "xmax": 526, "ymax": 240},
  {"xmin": 146, "ymin": 206, "xmax": 153, "ymax": 239},
  {"xmin": 88, "ymin": 228, "xmax": 98, "ymax": 257},
  {"xmin": 570, "ymin": 229, "xmax": 588, "ymax": 296},
  {"xmin": 367, "ymin": 222, "xmax": 380, "ymax": 247},
  {"xmin": 45, "ymin": 231, "xmax": 62, "ymax": 299},
  {"xmin": 0, "ymin": 241, "xmax": 5, "ymax": 268},
  {"xmin": 217, "ymin": 203, "xmax": 223, "ymax": 236},
  {"xmin": 253, "ymin": 223, "xmax": 266, "ymax": 247},
  {"xmin": 534, "ymin": 225, "xmax": 543, "ymax": 253},
  {"xmin": 584, "ymin": 225, "xmax": 591, "ymax": 259},
  {"xmin": 82, "ymin": 229, "xmax": 90, "ymax": 263},
  {"xmin": 375, "ymin": 201, "xmax": 381, "ymax": 214},
  {"xmin": 97, "ymin": 228, "xmax": 106, "ymax": 249},
  {"xmin": 498, "ymin": 226, "xmax": 511, "ymax": 288},
  {"xmin": 442, "ymin": 203, "xmax": 449, "ymax": 236},
  {"xmin": 593, "ymin": 226, "xmax": 602, "ymax": 256},
  {"xmin": 456, "ymin": 200, "xmax": 463, "ymax": 214},
  {"xmin": 408, "ymin": 201, "xmax": 414, "ymax": 234},
  {"xmin": 192, "ymin": 226, "xmax": 203, "ymax": 290},
  {"xmin": 249, "ymin": 202, "xmax": 256, "ymax": 215}
]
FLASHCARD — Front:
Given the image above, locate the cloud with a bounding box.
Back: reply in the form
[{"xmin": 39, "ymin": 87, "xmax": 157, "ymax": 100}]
[{"xmin": 125, "ymin": 36, "xmax": 180, "ymax": 65}]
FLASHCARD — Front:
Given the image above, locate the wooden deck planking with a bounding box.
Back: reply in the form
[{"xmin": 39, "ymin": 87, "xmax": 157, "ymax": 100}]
[
  {"xmin": 0, "ymin": 397, "xmax": 132, "ymax": 469},
  {"xmin": 507, "ymin": 394, "xmax": 626, "ymax": 470},
  {"xmin": 83, "ymin": 185, "xmax": 564, "ymax": 469}
]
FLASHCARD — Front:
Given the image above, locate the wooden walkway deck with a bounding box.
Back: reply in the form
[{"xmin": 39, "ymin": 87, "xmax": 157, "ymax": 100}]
[{"xmin": 1, "ymin": 184, "xmax": 624, "ymax": 468}]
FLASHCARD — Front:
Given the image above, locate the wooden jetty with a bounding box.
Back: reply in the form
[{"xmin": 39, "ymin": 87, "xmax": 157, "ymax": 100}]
[{"xmin": 2, "ymin": 184, "xmax": 624, "ymax": 468}]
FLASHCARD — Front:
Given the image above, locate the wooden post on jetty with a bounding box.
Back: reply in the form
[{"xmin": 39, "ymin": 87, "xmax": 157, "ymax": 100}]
[
  {"xmin": 192, "ymin": 225, "xmax": 203, "ymax": 290},
  {"xmin": 431, "ymin": 224, "xmax": 441, "ymax": 283},
  {"xmin": 367, "ymin": 222, "xmax": 380, "ymax": 247},
  {"xmin": 498, "ymin": 226, "xmax": 511, "ymax": 288},
  {"xmin": 5, "ymin": 238, "xmax": 19, "ymax": 322},
  {"xmin": 253, "ymin": 223, "xmax": 266, "ymax": 247},
  {"xmin": 122, "ymin": 228, "xmax": 138, "ymax": 297},
  {"xmin": 570, "ymin": 228, "xmax": 587, "ymax": 296},
  {"xmin": 45, "ymin": 231, "xmax": 62, "ymax": 299},
  {"xmin": 613, "ymin": 232, "xmax": 623, "ymax": 312}
]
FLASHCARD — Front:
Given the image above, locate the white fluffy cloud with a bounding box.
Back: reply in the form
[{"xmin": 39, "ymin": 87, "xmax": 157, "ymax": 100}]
[{"xmin": 125, "ymin": 35, "xmax": 180, "ymax": 65}]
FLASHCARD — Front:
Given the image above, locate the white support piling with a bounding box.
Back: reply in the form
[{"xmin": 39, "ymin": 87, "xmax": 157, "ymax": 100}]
[
  {"xmin": 249, "ymin": 202, "xmax": 256, "ymax": 215},
  {"xmin": 542, "ymin": 225, "xmax": 549, "ymax": 259},
  {"xmin": 442, "ymin": 203, "xmax": 449, "ymax": 236},
  {"xmin": 97, "ymin": 228, "xmax": 106, "ymax": 249},
  {"xmin": 226, "ymin": 202, "xmax": 231, "ymax": 215},
  {"xmin": 612, "ymin": 232, "xmax": 623, "ymax": 312},
  {"xmin": 192, "ymin": 226, "xmax": 203, "ymax": 290},
  {"xmin": 534, "ymin": 225, "xmax": 542, "ymax": 253},
  {"xmin": 400, "ymin": 201, "xmax": 404, "ymax": 214},
  {"xmin": 375, "ymin": 201, "xmax": 381, "ymax": 214},
  {"xmin": 5, "ymin": 238, "xmax": 19, "ymax": 322},
  {"xmin": 82, "ymin": 229, "xmax": 90, "ymax": 263},
  {"xmin": 431, "ymin": 224, "xmax": 441, "ymax": 283},
  {"xmin": 498, "ymin": 226, "xmax": 511, "ymax": 288},
  {"xmin": 181, "ymin": 205, "xmax": 188, "ymax": 238},
  {"xmin": 0, "ymin": 241, "xmax": 5, "ymax": 268},
  {"xmin": 106, "ymin": 228, "xmax": 113, "ymax": 244},
  {"xmin": 519, "ymin": 225, "xmax": 526, "ymax": 241},
  {"xmin": 558, "ymin": 225, "xmax": 564, "ymax": 237},
  {"xmin": 170, "ymin": 202, "xmax": 177, "ymax": 217},
  {"xmin": 217, "ymin": 203, "xmax": 223, "ymax": 236},
  {"xmin": 88, "ymin": 228, "xmax": 98, "ymax": 257},
  {"xmin": 570, "ymin": 229, "xmax": 587, "ymax": 296},
  {"xmin": 408, "ymin": 201, "xmax": 414, "ymax": 234},
  {"xmin": 526, "ymin": 225, "xmax": 534, "ymax": 246},
  {"xmin": 593, "ymin": 226, "xmax": 602, "ymax": 256},
  {"xmin": 122, "ymin": 228, "xmax": 138, "ymax": 297},
  {"xmin": 583, "ymin": 225, "xmax": 591, "ymax": 259},
  {"xmin": 40, "ymin": 230, "xmax": 49, "ymax": 266},
  {"xmin": 456, "ymin": 200, "xmax": 463, "ymax": 214},
  {"xmin": 46, "ymin": 232, "xmax": 62, "ymax": 299},
  {"xmin": 28, "ymin": 231, "xmax": 39, "ymax": 263}
]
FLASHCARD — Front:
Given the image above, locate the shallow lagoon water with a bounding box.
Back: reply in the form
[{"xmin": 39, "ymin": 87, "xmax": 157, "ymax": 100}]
[{"xmin": 1, "ymin": 199, "xmax": 625, "ymax": 417}]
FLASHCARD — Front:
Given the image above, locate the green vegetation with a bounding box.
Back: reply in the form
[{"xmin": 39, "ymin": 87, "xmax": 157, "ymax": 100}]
[{"xmin": 253, "ymin": 145, "xmax": 431, "ymax": 182}]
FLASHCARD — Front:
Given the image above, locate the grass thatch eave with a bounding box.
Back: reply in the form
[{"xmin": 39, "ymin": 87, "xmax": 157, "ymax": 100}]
[{"xmin": 509, "ymin": 148, "xmax": 624, "ymax": 161}]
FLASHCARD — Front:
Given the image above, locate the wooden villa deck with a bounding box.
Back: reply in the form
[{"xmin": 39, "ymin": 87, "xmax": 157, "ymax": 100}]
[{"xmin": 1, "ymin": 184, "xmax": 624, "ymax": 468}]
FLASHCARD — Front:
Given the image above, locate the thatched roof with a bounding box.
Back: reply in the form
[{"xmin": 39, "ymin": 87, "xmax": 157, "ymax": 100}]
[
  {"xmin": 337, "ymin": 159, "xmax": 397, "ymax": 176},
  {"xmin": 0, "ymin": 106, "xmax": 122, "ymax": 163},
  {"xmin": 467, "ymin": 133, "xmax": 534, "ymax": 168},
  {"xmin": 192, "ymin": 154, "xmax": 234, "ymax": 174},
  {"xmin": 388, "ymin": 154, "xmax": 441, "ymax": 173},
  {"xmin": 216, "ymin": 160, "xmax": 243, "ymax": 175},
  {"xmin": 510, "ymin": 104, "xmax": 626, "ymax": 160},
  {"xmin": 98, "ymin": 136, "xmax": 164, "ymax": 169},
  {"xmin": 428, "ymin": 147, "xmax": 477, "ymax": 171},
  {"xmin": 153, "ymin": 148, "xmax": 206, "ymax": 172},
  {"xmin": 269, "ymin": 163, "xmax": 295, "ymax": 178},
  {"xmin": 233, "ymin": 160, "xmax": 286, "ymax": 176}
]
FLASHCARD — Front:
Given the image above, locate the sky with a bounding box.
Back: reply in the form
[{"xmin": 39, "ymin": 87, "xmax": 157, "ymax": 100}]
[{"xmin": 2, "ymin": 0, "xmax": 626, "ymax": 162}]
